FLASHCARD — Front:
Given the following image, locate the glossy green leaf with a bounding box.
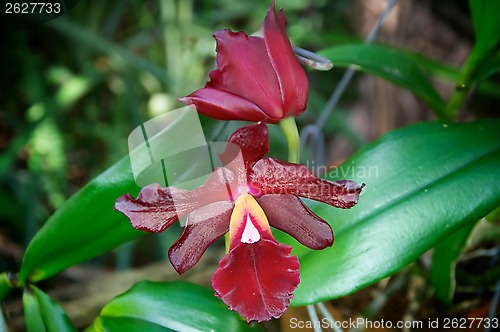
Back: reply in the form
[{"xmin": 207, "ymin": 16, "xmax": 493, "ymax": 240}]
[
  {"xmin": 23, "ymin": 285, "xmax": 76, "ymax": 332},
  {"xmin": 19, "ymin": 156, "xmax": 142, "ymax": 283},
  {"xmin": 86, "ymin": 281, "xmax": 260, "ymax": 332},
  {"xmin": 430, "ymin": 223, "xmax": 475, "ymax": 304},
  {"xmin": 319, "ymin": 44, "xmax": 446, "ymax": 117},
  {"xmin": 469, "ymin": 0, "xmax": 500, "ymax": 54},
  {"xmin": 290, "ymin": 119, "xmax": 500, "ymax": 305},
  {"xmin": 88, "ymin": 317, "xmax": 175, "ymax": 332}
]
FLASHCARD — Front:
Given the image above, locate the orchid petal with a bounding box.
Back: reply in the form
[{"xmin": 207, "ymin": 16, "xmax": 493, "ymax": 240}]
[
  {"xmin": 212, "ymin": 239, "xmax": 300, "ymax": 322},
  {"xmin": 264, "ymin": 1, "xmax": 308, "ymax": 117},
  {"xmin": 179, "ymin": 88, "xmax": 272, "ymax": 122},
  {"xmin": 250, "ymin": 158, "xmax": 364, "ymax": 209},
  {"xmin": 208, "ymin": 29, "xmax": 283, "ymax": 120},
  {"xmin": 168, "ymin": 201, "xmax": 232, "ymax": 274},
  {"xmin": 115, "ymin": 168, "xmax": 237, "ymax": 233},
  {"xmin": 115, "ymin": 184, "xmax": 185, "ymax": 233},
  {"xmin": 258, "ymin": 195, "xmax": 333, "ymax": 249},
  {"xmin": 220, "ymin": 123, "xmax": 269, "ymax": 177}
]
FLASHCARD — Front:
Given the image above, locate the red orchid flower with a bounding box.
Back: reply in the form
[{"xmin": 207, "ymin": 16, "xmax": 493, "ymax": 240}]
[
  {"xmin": 115, "ymin": 123, "xmax": 364, "ymax": 322},
  {"xmin": 178, "ymin": 1, "xmax": 308, "ymax": 124}
]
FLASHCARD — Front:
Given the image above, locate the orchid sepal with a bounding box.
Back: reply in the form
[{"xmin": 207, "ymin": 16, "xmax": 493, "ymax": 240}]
[{"xmin": 179, "ymin": 1, "xmax": 308, "ymax": 123}]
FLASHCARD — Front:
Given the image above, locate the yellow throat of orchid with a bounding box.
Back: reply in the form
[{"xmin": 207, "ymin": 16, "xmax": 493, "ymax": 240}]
[{"xmin": 228, "ymin": 194, "xmax": 272, "ymax": 250}]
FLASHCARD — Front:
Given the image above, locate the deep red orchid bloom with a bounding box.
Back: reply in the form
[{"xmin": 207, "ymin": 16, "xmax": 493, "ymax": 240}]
[
  {"xmin": 115, "ymin": 123, "xmax": 364, "ymax": 322},
  {"xmin": 178, "ymin": 1, "xmax": 308, "ymax": 124}
]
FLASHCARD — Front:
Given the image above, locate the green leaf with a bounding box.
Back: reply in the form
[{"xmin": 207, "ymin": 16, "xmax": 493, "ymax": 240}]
[
  {"xmin": 19, "ymin": 156, "xmax": 143, "ymax": 283},
  {"xmin": 291, "ymin": 119, "xmax": 500, "ymax": 305},
  {"xmin": 474, "ymin": 52, "xmax": 500, "ymax": 82},
  {"xmin": 87, "ymin": 317, "xmax": 175, "ymax": 332},
  {"xmin": 87, "ymin": 281, "xmax": 260, "ymax": 332},
  {"xmin": 0, "ymin": 273, "xmax": 13, "ymax": 301},
  {"xmin": 23, "ymin": 285, "xmax": 76, "ymax": 332},
  {"xmin": 469, "ymin": 0, "xmax": 500, "ymax": 54},
  {"xmin": 486, "ymin": 206, "xmax": 500, "ymax": 223},
  {"xmin": 319, "ymin": 44, "xmax": 446, "ymax": 118},
  {"xmin": 403, "ymin": 51, "xmax": 500, "ymax": 98},
  {"xmin": 430, "ymin": 223, "xmax": 475, "ymax": 304}
]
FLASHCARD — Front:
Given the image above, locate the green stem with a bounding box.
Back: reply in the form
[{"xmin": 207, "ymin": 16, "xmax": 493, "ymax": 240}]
[
  {"xmin": 443, "ymin": 50, "xmax": 481, "ymax": 120},
  {"xmin": 279, "ymin": 116, "xmax": 301, "ymax": 163},
  {"xmin": 224, "ymin": 233, "xmax": 230, "ymax": 253}
]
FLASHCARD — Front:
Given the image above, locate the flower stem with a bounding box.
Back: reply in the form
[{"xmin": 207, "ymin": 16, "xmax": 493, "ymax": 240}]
[
  {"xmin": 443, "ymin": 49, "xmax": 481, "ymax": 120},
  {"xmin": 279, "ymin": 116, "xmax": 300, "ymax": 163},
  {"xmin": 224, "ymin": 233, "xmax": 230, "ymax": 253}
]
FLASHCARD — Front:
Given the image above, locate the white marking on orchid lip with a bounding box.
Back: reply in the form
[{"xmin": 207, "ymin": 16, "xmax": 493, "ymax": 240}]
[{"xmin": 241, "ymin": 214, "xmax": 261, "ymax": 244}]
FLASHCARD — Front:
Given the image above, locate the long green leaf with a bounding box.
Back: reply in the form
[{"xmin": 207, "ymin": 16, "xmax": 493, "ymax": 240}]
[
  {"xmin": 86, "ymin": 281, "xmax": 260, "ymax": 332},
  {"xmin": 475, "ymin": 53, "xmax": 500, "ymax": 82},
  {"xmin": 19, "ymin": 156, "xmax": 142, "ymax": 283},
  {"xmin": 291, "ymin": 119, "xmax": 500, "ymax": 305},
  {"xmin": 404, "ymin": 51, "xmax": 500, "ymax": 98},
  {"xmin": 430, "ymin": 223, "xmax": 475, "ymax": 304},
  {"xmin": 23, "ymin": 285, "xmax": 76, "ymax": 332},
  {"xmin": 320, "ymin": 44, "xmax": 446, "ymax": 117},
  {"xmin": 469, "ymin": 0, "xmax": 500, "ymax": 54}
]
